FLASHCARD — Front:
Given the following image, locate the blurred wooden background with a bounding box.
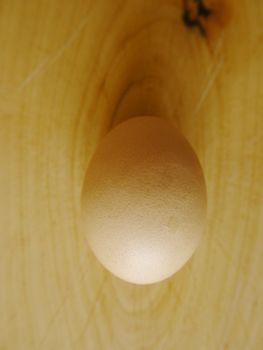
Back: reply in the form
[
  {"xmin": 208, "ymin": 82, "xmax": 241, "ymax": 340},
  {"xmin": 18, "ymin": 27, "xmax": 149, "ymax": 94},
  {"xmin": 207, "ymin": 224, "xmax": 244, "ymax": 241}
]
[{"xmin": 0, "ymin": 0, "xmax": 262, "ymax": 349}]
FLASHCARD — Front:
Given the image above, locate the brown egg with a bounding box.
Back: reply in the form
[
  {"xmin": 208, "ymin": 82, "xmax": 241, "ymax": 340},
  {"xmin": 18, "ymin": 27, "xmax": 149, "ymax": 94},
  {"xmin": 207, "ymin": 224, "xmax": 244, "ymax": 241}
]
[{"xmin": 81, "ymin": 117, "xmax": 206, "ymax": 284}]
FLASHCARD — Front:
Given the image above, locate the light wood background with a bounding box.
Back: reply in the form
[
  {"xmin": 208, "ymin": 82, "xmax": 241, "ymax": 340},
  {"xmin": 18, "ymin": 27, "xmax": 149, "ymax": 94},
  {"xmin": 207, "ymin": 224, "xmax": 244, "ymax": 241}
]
[{"xmin": 0, "ymin": 0, "xmax": 262, "ymax": 349}]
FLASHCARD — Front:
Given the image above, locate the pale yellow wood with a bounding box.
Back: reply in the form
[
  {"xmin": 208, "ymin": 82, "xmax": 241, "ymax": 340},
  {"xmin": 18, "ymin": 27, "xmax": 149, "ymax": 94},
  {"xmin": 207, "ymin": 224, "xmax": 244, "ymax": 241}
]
[{"xmin": 0, "ymin": 0, "xmax": 262, "ymax": 349}]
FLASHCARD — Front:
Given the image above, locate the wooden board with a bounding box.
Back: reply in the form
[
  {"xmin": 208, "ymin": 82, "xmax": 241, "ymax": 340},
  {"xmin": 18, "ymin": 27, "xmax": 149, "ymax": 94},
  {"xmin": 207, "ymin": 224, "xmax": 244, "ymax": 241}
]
[{"xmin": 0, "ymin": 0, "xmax": 262, "ymax": 349}]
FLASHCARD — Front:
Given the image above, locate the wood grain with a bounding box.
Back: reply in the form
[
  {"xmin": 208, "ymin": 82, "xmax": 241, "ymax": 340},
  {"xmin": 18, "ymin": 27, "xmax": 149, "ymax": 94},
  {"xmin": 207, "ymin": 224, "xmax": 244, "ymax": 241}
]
[{"xmin": 0, "ymin": 0, "xmax": 262, "ymax": 349}]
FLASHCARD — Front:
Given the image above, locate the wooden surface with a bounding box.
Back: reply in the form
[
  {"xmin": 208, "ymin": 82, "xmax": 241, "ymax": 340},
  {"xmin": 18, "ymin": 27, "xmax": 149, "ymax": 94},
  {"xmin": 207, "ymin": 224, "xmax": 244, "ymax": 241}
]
[{"xmin": 0, "ymin": 0, "xmax": 262, "ymax": 349}]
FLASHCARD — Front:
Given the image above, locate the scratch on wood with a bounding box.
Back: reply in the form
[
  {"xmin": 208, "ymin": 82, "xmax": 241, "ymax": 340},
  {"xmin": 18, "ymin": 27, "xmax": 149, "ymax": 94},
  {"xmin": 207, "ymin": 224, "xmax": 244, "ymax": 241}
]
[
  {"xmin": 17, "ymin": 16, "xmax": 90, "ymax": 92},
  {"xmin": 75, "ymin": 274, "xmax": 108, "ymax": 344},
  {"xmin": 37, "ymin": 254, "xmax": 104, "ymax": 348},
  {"xmin": 38, "ymin": 295, "xmax": 69, "ymax": 348},
  {"xmin": 192, "ymin": 33, "xmax": 224, "ymax": 116}
]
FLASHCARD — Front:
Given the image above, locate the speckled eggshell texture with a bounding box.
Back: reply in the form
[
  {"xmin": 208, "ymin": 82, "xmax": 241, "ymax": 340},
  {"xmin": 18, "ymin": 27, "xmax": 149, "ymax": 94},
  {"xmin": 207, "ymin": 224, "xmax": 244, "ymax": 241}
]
[{"xmin": 81, "ymin": 117, "xmax": 206, "ymax": 284}]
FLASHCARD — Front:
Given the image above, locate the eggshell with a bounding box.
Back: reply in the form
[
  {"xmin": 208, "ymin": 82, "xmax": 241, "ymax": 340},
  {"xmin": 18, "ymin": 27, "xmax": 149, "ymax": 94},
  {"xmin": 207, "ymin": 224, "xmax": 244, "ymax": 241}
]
[{"xmin": 81, "ymin": 117, "xmax": 206, "ymax": 284}]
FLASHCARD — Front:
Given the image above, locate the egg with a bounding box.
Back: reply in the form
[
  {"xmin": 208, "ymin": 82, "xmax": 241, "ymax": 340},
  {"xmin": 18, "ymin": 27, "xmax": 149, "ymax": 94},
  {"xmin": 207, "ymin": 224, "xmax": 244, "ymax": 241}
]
[{"xmin": 81, "ymin": 116, "xmax": 206, "ymax": 284}]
